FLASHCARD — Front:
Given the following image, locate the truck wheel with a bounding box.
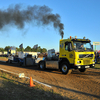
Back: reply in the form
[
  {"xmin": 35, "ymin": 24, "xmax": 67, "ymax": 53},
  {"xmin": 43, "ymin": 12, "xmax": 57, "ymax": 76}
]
[
  {"xmin": 79, "ymin": 68, "xmax": 86, "ymax": 72},
  {"xmin": 39, "ymin": 61, "xmax": 45, "ymax": 70},
  {"xmin": 61, "ymin": 62, "xmax": 71, "ymax": 74}
]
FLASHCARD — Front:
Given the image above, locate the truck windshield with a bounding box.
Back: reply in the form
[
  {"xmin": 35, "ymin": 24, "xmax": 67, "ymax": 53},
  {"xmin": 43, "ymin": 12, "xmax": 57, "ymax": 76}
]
[{"xmin": 73, "ymin": 41, "xmax": 93, "ymax": 51}]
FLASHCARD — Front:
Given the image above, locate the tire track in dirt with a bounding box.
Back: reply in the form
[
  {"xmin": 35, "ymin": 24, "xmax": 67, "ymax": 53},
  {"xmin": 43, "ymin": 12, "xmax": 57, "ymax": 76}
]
[
  {"xmin": 45, "ymin": 72, "xmax": 60, "ymax": 86},
  {"xmin": 0, "ymin": 61, "xmax": 100, "ymax": 100},
  {"xmin": 70, "ymin": 70, "xmax": 100, "ymax": 97}
]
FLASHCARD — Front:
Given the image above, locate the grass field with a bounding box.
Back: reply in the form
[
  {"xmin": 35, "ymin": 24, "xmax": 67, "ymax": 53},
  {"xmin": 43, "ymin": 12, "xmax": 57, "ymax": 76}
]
[
  {"xmin": 0, "ymin": 57, "xmax": 8, "ymax": 61},
  {"xmin": 94, "ymin": 63, "xmax": 100, "ymax": 69},
  {"xmin": 0, "ymin": 57, "xmax": 8, "ymax": 59},
  {"xmin": 0, "ymin": 71, "xmax": 69, "ymax": 100}
]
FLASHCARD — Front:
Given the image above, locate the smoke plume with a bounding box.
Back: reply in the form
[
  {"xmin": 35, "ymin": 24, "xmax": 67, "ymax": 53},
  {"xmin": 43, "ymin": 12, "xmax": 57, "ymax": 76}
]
[{"xmin": 0, "ymin": 4, "xmax": 64, "ymax": 38}]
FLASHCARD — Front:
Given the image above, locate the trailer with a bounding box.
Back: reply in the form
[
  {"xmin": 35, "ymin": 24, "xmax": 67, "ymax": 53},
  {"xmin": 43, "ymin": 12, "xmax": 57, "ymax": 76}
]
[
  {"xmin": 7, "ymin": 55, "xmax": 23, "ymax": 64},
  {"xmin": 7, "ymin": 51, "xmax": 40, "ymax": 66}
]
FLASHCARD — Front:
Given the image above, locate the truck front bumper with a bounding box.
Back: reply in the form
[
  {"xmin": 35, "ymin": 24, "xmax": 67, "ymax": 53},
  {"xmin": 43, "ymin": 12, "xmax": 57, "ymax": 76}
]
[{"xmin": 71, "ymin": 64, "xmax": 95, "ymax": 69}]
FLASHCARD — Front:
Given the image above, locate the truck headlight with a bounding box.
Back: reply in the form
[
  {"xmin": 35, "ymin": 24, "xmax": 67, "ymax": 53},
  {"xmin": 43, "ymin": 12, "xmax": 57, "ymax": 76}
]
[
  {"xmin": 78, "ymin": 66, "xmax": 81, "ymax": 68},
  {"xmin": 77, "ymin": 61, "xmax": 81, "ymax": 63}
]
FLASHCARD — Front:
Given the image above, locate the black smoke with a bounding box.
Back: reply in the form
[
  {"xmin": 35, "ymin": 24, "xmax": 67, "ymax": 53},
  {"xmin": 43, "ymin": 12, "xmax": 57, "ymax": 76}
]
[{"xmin": 0, "ymin": 4, "xmax": 64, "ymax": 38}]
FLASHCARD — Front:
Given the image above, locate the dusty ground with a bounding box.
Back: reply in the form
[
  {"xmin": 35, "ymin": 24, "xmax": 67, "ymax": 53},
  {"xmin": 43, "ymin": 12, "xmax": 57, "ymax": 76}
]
[{"xmin": 0, "ymin": 58, "xmax": 100, "ymax": 100}]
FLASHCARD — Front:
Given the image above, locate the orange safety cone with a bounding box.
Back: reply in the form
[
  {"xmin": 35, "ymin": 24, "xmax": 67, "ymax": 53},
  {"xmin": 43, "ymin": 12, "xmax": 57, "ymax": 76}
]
[{"xmin": 29, "ymin": 77, "xmax": 35, "ymax": 87}]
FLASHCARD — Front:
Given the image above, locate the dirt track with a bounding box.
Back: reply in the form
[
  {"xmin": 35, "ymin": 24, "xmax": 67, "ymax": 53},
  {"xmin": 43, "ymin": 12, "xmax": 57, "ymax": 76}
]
[{"xmin": 0, "ymin": 60, "xmax": 100, "ymax": 100}]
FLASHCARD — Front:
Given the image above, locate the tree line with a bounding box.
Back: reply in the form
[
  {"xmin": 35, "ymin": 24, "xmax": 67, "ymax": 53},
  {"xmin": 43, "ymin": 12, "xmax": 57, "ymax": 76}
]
[{"xmin": 0, "ymin": 46, "xmax": 47, "ymax": 53}]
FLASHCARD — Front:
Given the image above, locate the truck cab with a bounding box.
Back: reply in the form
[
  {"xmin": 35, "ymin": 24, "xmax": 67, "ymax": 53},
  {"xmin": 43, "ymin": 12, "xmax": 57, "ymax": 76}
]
[{"xmin": 59, "ymin": 36, "xmax": 95, "ymax": 74}]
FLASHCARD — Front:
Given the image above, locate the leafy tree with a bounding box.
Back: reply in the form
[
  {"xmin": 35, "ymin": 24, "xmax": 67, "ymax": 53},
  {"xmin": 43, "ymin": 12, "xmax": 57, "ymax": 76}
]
[
  {"xmin": 16, "ymin": 47, "xmax": 24, "ymax": 52},
  {"xmin": 31, "ymin": 48, "xmax": 37, "ymax": 52},
  {"xmin": 0, "ymin": 48, "xmax": 4, "ymax": 52},
  {"xmin": 4, "ymin": 46, "xmax": 10, "ymax": 51},
  {"xmin": 3, "ymin": 45, "xmax": 47, "ymax": 53},
  {"xmin": 24, "ymin": 46, "xmax": 31, "ymax": 52},
  {"xmin": 37, "ymin": 46, "xmax": 42, "ymax": 52},
  {"xmin": 31, "ymin": 45, "xmax": 47, "ymax": 53},
  {"xmin": 41, "ymin": 48, "xmax": 47, "ymax": 53}
]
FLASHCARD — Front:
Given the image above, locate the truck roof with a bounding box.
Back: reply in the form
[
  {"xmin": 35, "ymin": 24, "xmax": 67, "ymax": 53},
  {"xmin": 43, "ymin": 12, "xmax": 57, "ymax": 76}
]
[{"xmin": 60, "ymin": 38, "xmax": 91, "ymax": 42}]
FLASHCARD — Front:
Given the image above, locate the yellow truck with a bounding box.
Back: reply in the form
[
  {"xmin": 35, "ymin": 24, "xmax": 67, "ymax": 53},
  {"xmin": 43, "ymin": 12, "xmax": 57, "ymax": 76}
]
[{"xmin": 38, "ymin": 36, "xmax": 95, "ymax": 74}]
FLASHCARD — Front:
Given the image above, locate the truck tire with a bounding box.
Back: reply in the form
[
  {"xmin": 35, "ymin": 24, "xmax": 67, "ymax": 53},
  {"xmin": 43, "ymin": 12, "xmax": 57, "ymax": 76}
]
[
  {"xmin": 60, "ymin": 62, "xmax": 71, "ymax": 74},
  {"xmin": 79, "ymin": 68, "xmax": 86, "ymax": 72},
  {"xmin": 39, "ymin": 61, "xmax": 45, "ymax": 70}
]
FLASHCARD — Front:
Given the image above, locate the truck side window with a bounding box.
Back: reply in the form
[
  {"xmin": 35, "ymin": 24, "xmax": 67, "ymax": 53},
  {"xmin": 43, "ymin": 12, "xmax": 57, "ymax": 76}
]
[
  {"xmin": 68, "ymin": 42, "xmax": 72, "ymax": 51},
  {"xmin": 65, "ymin": 42, "xmax": 68, "ymax": 50},
  {"xmin": 65, "ymin": 42, "xmax": 72, "ymax": 51}
]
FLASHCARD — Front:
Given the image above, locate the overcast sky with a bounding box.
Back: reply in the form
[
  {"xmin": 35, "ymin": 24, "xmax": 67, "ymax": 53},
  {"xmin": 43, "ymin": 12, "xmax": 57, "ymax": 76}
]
[{"xmin": 0, "ymin": 0, "xmax": 100, "ymax": 52}]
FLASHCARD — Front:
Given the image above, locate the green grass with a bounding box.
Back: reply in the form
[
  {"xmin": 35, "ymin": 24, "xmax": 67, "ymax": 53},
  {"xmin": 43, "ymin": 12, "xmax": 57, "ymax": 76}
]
[
  {"xmin": 0, "ymin": 57, "xmax": 8, "ymax": 59},
  {"xmin": 0, "ymin": 79, "xmax": 66, "ymax": 100},
  {"xmin": 0, "ymin": 71, "xmax": 70, "ymax": 100},
  {"xmin": 94, "ymin": 63, "xmax": 100, "ymax": 69},
  {"xmin": 2, "ymin": 73, "xmax": 7, "ymax": 79}
]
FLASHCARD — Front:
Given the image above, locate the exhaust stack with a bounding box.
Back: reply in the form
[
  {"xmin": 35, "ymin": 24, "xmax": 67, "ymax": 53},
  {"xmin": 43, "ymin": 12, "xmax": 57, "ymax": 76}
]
[{"xmin": 61, "ymin": 31, "xmax": 64, "ymax": 39}]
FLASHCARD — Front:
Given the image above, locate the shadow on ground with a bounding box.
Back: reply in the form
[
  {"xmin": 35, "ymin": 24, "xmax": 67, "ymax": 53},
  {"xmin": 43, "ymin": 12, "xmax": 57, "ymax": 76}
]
[{"xmin": 0, "ymin": 76, "xmax": 72, "ymax": 100}]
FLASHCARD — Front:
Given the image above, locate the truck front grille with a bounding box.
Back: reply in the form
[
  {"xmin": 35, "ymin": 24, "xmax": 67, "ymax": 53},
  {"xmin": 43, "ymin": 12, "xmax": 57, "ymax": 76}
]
[
  {"xmin": 79, "ymin": 54, "xmax": 93, "ymax": 58},
  {"xmin": 83, "ymin": 60, "xmax": 90, "ymax": 65}
]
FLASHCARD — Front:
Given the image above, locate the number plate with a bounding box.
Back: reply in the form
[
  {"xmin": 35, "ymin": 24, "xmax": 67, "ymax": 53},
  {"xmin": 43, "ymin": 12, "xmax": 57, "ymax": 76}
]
[{"xmin": 85, "ymin": 66, "xmax": 90, "ymax": 68}]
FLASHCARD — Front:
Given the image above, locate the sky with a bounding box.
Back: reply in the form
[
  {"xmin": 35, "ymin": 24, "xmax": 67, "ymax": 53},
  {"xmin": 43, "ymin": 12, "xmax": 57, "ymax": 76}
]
[{"xmin": 0, "ymin": 0, "xmax": 100, "ymax": 52}]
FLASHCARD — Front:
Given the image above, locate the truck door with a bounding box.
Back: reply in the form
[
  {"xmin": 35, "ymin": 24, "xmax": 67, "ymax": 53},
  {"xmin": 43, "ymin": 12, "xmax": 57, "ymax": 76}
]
[{"xmin": 64, "ymin": 42, "xmax": 74, "ymax": 64}]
